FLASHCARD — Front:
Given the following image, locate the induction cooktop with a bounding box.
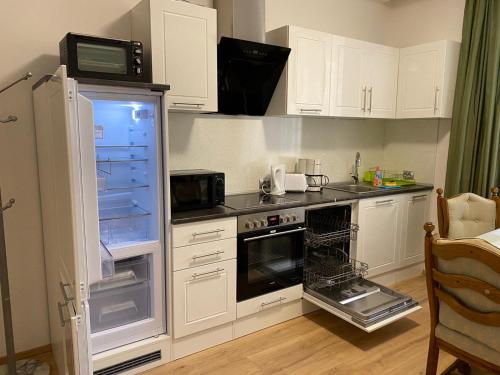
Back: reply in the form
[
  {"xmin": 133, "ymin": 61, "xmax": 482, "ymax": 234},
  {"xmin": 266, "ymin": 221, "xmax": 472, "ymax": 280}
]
[{"xmin": 224, "ymin": 193, "xmax": 299, "ymax": 210}]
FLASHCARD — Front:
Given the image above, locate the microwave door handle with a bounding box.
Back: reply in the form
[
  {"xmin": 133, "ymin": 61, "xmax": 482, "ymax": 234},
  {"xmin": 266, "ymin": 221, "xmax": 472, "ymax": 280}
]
[{"xmin": 243, "ymin": 227, "xmax": 306, "ymax": 242}]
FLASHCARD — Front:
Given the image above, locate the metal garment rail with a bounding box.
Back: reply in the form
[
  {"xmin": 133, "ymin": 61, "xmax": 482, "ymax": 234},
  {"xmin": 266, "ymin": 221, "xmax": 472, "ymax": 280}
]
[{"xmin": 0, "ymin": 70, "xmax": 31, "ymax": 374}]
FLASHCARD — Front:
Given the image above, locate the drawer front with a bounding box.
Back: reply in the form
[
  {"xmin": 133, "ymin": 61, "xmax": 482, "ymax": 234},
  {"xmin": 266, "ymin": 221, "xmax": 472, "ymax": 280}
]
[
  {"xmin": 173, "ymin": 238, "xmax": 236, "ymax": 271},
  {"xmin": 237, "ymin": 284, "xmax": 303, "ymax": 319},
  {"xmin": 173, "ymin": 259, "xmax": 236, "ymax": 338},
  {"xmin": 172, "ymin": 217, "xmax": 237, "ymax": 248}
]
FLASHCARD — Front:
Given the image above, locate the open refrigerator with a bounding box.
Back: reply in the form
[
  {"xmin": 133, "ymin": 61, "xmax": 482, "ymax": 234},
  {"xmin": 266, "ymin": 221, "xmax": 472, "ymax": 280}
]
[{"xmin": 33, "ymin": 66, "xmax": 170, "ymax": 374}]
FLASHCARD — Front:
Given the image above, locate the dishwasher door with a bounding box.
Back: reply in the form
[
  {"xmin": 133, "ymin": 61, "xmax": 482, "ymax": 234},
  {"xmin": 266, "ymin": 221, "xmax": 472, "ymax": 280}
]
[
  {"xmin": 303, "ymin": 204, "xmax": 420, "ymax": 332},
  {"xmin": 303, "ymin": 278, "xmax": 420, "ymax": 332}
]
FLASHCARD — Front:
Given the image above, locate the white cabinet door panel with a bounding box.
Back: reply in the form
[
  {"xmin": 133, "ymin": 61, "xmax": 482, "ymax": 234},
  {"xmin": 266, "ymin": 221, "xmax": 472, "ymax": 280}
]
[
  {"xmin": 366, "ymin": 46, "xmax": 399, "ymax": 118},
  {"xmin": 401, "ymin": 193, "xmax": 430, "ymax": 266},
  {"xmin": 330, "ymin": 37, "xmax": 366, "ymax": 117},
  {"xmin": 357, "ymin": 198, "xmax": 400, "ymax": 277},
  {"xmin": 173, "ymin": 259, "xmax": 236, "ymax": 338},
  {"xmin": 148, "ymin": 0, "xmax": 217, "ymax": 112},
  {"xmin": 288, "ymin": 26, "xmax": 331, "ymax": 115}
]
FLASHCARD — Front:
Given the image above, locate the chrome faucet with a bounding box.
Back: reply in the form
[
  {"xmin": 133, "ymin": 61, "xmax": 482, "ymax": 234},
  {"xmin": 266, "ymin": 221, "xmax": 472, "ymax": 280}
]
[{"xmin": 351, "ymin": 152, "xmax": 361, "ymax": 183}]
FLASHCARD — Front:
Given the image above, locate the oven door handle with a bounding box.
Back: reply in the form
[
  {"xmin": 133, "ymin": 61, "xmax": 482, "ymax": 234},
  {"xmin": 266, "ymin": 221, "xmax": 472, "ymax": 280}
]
[{"xmin": 243, "ymin": 227, "xmax": 306, "ymax": 242}]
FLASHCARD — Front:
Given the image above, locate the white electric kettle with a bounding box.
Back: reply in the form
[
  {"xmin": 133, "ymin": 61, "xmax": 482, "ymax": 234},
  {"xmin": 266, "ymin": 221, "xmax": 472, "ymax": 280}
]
[{"xmin": 270, "ymin": 164, "xmax": 286, "ymax": 195}]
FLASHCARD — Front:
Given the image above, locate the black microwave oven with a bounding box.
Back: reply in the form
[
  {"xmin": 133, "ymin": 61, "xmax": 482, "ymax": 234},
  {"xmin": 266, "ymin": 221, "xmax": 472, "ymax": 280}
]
[
  {"xmin": 170, "ymin": 170, "xmax": 225, "ymax": 212},
  {"xmin": 59, "ymin": 33, "xmax": 147, "ymax": 82}
]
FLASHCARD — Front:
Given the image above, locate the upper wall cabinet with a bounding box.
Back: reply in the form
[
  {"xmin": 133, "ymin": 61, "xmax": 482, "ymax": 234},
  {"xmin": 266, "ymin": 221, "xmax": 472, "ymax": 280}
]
[
  {"xmin": 132, "ymin": 0, "xmax": 217, "ymax": 113},
  {"xmin": 396, "ymin": 40, "xmax": 460, "ymax": 119},
  {"xmin": 330, "ymin": 37, "xmax": 398, "ymax": 118},
  {"xmin": 266, "ymin": 25, "xmax": 332, "ymax": 116}
]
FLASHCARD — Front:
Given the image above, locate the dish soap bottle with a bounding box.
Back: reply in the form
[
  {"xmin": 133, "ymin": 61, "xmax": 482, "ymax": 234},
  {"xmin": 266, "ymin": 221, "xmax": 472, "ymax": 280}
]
[{"xmin": 373, "ymin": 166, "xmax": 383, "ymax": 187}]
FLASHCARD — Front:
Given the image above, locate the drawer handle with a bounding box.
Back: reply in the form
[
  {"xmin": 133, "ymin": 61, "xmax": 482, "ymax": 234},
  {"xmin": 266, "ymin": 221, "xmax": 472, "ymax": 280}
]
[
  {"xmin": 375, "ymin": 199, "xmax": 394, "ymax": 205},
  {"xmin": 192, "ymin": 228, "xmax": 225, "ymax": 238},
  {"xmin": 412, "ymin": 194, "xmax": 427, "ymax": 201},
  {"xmin": 299, "ymin": 108, "xmax": 322, "ymax": 113},
  {"xmin": 192, "ymin": 268, "xmax": 224, "ymax": 279},
  {"xmin": 172, "ymin": 102, "xmax": 203, "ymax": 108},
  {"xmin": 192, "ymin": 250, "xmax": 225, "ymax": 260},
  {"xmin": 261, "ymin": 297, "xmax": 287, "ymax": 309}
]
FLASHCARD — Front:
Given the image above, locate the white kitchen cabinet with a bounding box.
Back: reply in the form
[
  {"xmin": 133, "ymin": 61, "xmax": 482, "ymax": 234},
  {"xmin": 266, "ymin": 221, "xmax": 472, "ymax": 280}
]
[
  {"xmin": 356, "ymin": 197, "xmax": 401, "ymax": 277},
  {"xmin": 397, "ymin": 40, "xmax": 460, "ymax": 118},
  {"xmin": 132, "ymin": 0, "xmax": 217, "ymax": 112},
  {"xmin": 173, "ymin": 259, "xmax": 236, "ymax": 338},
  {"xmin": 266, "ymin": 25, "xmax": 332, "ymax": 116},
  {"xmin": 330, "ymin": 37, "xmax": 398, "ymax": 119},
  {"xmin": 400, "ymin": 192, "xmax": 431, "ymax": 267},
  {"xmin": 329, "ymin": 37, "xmax": 366, "ymax": 118},
  {"xmin": 365, "ymin": 44, "xmax": 399, "ymax": 118}
]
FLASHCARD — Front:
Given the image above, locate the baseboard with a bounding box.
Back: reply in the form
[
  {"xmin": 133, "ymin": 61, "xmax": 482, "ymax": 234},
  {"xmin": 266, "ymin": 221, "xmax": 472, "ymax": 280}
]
[{"xmin": 0, "ymin": 344, "xmax": 52, "ymax": 365}]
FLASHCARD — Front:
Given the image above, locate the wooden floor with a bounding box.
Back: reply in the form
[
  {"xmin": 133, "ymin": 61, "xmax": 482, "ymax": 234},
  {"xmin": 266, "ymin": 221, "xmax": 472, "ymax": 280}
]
[
  {"xmin": 37, "ymin": 276, "xmax": 460, "ymax": 374},
  {"xmin": 146, "ymin": 275, "xmax": 456, "ymax": 375}
]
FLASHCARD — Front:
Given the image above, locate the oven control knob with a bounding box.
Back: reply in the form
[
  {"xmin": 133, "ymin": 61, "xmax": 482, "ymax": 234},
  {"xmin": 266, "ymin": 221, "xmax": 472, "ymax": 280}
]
[
  {"xmin": 280, "ymin": 215, "xmax": 288, "ymax": 224},
  {"xmin": 245, "ymin": 221, "xmax": 254, "ymax": 229},
  {"xmin": 291, "ymin": 214, "xmax": 298, "ymax": 222},
  {"xmin": 253, "ymin": 220, "xmax": 261, "ymax": 228},
  {"xmin": 261, "ymin": 219, "xmax": 267, "ymax": 227}
]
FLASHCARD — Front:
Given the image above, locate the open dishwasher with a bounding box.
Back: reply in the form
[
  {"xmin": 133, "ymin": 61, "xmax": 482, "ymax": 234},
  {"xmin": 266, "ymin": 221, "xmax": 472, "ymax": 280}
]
[{"xmin": 303, "ymin": 204, "xmax": 421, "ymax": 332}]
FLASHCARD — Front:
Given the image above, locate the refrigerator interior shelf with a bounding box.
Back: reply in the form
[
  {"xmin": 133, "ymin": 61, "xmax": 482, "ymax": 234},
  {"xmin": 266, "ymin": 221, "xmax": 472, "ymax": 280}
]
[
  {"xmin": 99, "ymin": 205, "xmax": 151, "ymax": 222},
  {"xmin": 96, "ymin": 157, "xmax": 149, "ymax": 163},
  {"xmin": 99, "ymin": 183, "xmax": 150, "ymax": 192},
  {"xmin": 96, "ymin": 145, "xmax": 148, "ymax": 148}
]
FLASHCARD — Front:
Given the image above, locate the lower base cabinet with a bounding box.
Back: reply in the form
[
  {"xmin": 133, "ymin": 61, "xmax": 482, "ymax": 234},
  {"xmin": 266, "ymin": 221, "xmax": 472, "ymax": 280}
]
[
  {"xmin": 356, "ymin": 191, "xmax": 431, "ymax": 277},
  {"xmin": 172, "ymin": 259, "xmax": 236, "ymax": 338}
]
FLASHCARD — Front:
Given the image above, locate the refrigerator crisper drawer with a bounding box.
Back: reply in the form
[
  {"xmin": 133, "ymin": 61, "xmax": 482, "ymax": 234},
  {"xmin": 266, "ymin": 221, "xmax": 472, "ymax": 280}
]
[
  {"xmin": 90, "ymin": 256, "xmax": 151, "ymax": 333},
  {"xmin": 303, "ymin": 278, "xmax": 420, "ymax": 332}
]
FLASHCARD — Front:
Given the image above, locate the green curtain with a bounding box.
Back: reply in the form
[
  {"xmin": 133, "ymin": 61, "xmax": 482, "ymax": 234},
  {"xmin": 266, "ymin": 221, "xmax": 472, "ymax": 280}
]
[{"xmin": 445, "ymin": 0, "xmax": 500, "ymax": 197}]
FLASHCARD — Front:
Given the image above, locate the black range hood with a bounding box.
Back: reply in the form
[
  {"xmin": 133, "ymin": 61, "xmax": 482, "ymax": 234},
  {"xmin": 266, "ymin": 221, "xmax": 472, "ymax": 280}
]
[{"xmin": 217, "ymin": 37, "xmax": 291, "ymax": 116}]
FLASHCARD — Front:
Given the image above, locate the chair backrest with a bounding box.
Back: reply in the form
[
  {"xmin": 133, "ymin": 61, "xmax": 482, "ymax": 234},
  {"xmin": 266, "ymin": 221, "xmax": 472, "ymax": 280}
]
[
  {"xmin": 436, "ymin": 187, "xmax": 499, "ymax": 239},
  {"xmin": 424, "ymin": 223, "xmax": 500, "ymax": 334}
]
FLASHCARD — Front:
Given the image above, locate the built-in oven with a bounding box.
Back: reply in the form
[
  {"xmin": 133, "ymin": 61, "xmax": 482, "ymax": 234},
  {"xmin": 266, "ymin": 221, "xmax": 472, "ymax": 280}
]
[{"xmin": 237, "ymin": 207, "xmax": 305, "ymax": 302}]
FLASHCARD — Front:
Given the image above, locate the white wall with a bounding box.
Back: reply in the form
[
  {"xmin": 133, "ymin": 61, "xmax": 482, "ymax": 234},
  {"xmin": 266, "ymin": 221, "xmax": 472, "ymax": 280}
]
[
  {"xmin": 169, "ymin": 114, "xmax": 385, "ymax": 193},
  {"xmin": 0, "ymin": 0, "xmax": 144, "ymax": 357},
  {"xmin": 0, "ymin": 0, "xmax": 465, "ymax": 356}
]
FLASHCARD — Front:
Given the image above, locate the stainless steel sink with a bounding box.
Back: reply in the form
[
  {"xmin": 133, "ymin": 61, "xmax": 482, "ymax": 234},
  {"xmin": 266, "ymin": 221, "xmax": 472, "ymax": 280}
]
[{"xmin": 325, "ymin": 183, "xmax": 381, "ymax": 194}]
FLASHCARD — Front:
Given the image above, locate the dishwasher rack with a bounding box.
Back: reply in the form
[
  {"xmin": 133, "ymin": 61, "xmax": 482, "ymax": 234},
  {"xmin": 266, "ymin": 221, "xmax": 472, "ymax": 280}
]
[
  {"xmin": 305, "ymin": 205, "xmax": 365, "ymax": 289},
  {"xmin": 304, "ymin": 248, "xmax": 368, "ymax": 289}
]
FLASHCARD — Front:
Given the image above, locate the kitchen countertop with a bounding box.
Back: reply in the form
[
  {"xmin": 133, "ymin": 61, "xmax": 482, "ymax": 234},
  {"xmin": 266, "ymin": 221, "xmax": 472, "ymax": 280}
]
[{"xmin": 171, "ymin": 183, "xmax": 434, "ymax": 225}]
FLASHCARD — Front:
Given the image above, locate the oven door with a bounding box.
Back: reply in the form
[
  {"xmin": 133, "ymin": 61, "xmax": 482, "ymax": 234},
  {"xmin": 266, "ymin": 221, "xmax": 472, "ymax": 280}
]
[{"xmin": 237, "ymin": 225, "xmax": 305, "ymax": 302}]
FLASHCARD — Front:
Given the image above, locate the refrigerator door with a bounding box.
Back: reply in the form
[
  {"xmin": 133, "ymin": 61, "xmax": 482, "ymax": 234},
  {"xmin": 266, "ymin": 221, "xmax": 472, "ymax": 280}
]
[
  {"xmin": 35, "ymin": 65, "xmax": 92, "ymax": 373},
  {"xmin": 75, "ymin": 84, "xmax": 166, "ymax": 353}
]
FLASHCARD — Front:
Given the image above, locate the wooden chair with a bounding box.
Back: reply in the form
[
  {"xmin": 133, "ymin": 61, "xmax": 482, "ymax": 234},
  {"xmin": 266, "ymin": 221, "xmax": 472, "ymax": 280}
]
[
  {"xmin": 424, "ymin": 222, "xmax": 500, "ymax": 374},
  {"xmin": 436, "ymin": 187, "xmax": 500, "ymax": 239}
]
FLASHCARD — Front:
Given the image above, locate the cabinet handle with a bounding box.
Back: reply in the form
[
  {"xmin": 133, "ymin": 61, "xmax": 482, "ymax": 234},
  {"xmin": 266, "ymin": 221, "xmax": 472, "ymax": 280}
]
[
  {"xmin": 368, "ymin": 87, "xmax": 373, "ymax": 112},
  {"xmin": 375, "ymin": 199, "xmax": 394, "ymax": 205},
  {"xmin": 299, "ymin": 108, "xmax": 322, "ymax": 113},
  {"xmin": 412, "ymin": 194, "xmax": 427, "ymax": 201},
  {"xmin": 362, "ymin": 87, "xmax": 367, "ymax": 111},
  {"xmin": 57, "ymin": 302, "xmax": 68, "ymax": 327},
  {"xmin": 172, "ymin": 102, "xmax": 203, "ymax": 108},
  {"xmin": 191, "ymin": 268, "xmax": 224, "ymax": 279},
  {"xmin": 261, "ymin": 297, "xmax": 287, "ymax": 309},
  {"xmin": 434, "ymin": 86, "xmax": 440, "ymax": 113},
  {"xmin": 192, "ymin": 250, "xmax": 225, "ymax": 260},
  {"xmin": 192, "ymin": 228, "xmax": 225, "ymax": 238}
]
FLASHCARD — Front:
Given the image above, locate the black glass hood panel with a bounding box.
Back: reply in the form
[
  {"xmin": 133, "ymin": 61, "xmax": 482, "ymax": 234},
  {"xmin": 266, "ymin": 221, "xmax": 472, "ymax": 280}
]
[{"xmin": 217, "ymin": 37, "xmax": 291, "ymax": 116}]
